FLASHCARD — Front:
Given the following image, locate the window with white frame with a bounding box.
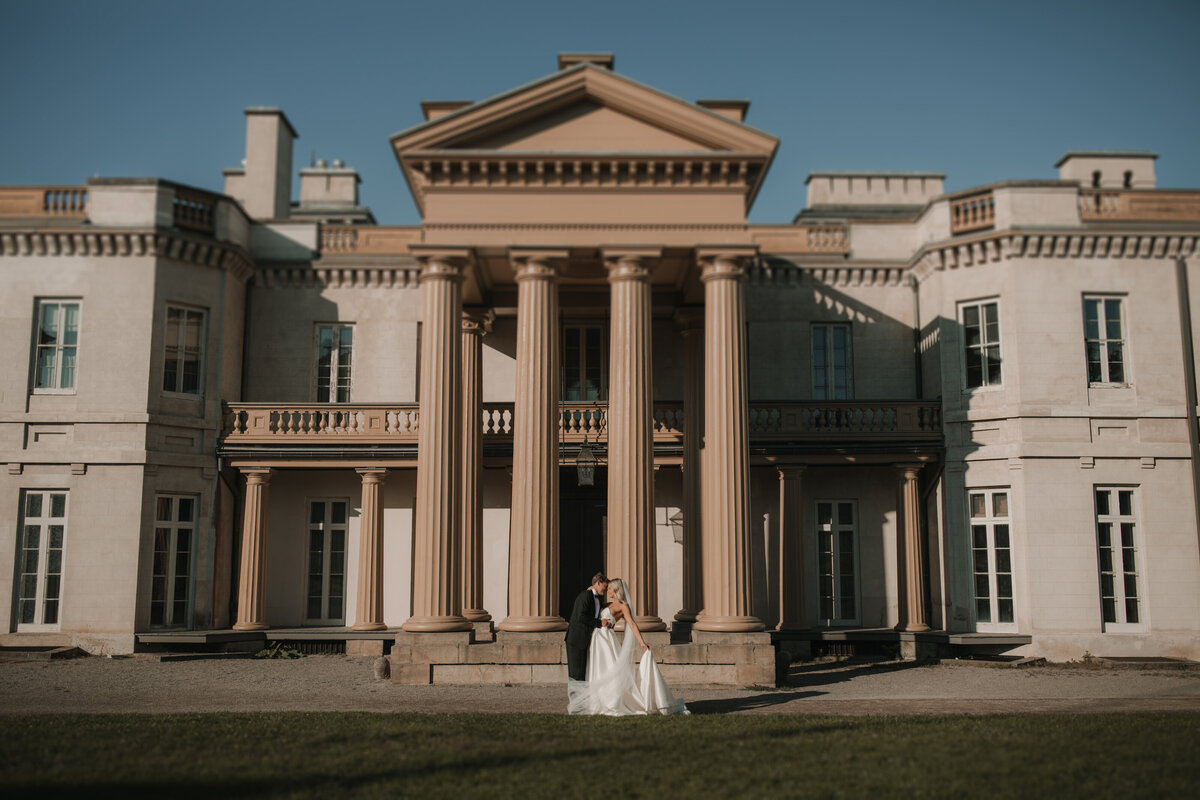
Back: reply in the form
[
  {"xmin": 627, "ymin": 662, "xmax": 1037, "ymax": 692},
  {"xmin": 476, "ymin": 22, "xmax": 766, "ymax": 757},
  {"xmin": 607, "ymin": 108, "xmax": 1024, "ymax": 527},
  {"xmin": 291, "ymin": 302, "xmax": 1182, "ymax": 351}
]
[
  {"xmin": 314, "ymin": 324, "xmax": 353, "ymax": 402},
  {"xmin": 1083, "ymin": 296, "xmax": 1128, "ymax": 385},
  {"xmin": 816, "ymin": 500, "xmax": 859, "ymax": 625},
  {"xmin": 960, "ymin": 299, "xmax": 1001, "ymax": 389},
  {"xmin": 1094, "ymin": 487, "xmax": 1143, "ymax": 629},
  {"xmin": 968, "ymin": 488, "xmax": 1016, "ymax": 630},
  {"xmin": 305, "ymin": 499, "xmax": 348, "ymax": 624},
  {"xmin": 812, "ymin": 323, "xmax": 852, "ymax": 400},
  {"xmin": 150, "ymin": 494, "xmax": 197, "ymax": 628},
  {"xmin": 163, "ymin": 306, "xmax": 206, "ymax": 395},
  {"xmin": 33, "ymin": 300, "xmax": 80, "ymax": 392},
  {"xmin": 16, "ymin": 490, "xmax": 69, "ymax": 629}
]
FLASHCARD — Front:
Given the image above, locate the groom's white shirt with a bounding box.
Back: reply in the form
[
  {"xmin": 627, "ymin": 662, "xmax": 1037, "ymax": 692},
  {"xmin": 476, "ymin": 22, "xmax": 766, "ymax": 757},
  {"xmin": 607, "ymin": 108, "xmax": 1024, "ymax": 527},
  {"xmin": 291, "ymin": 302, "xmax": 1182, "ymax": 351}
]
[{"xmin": 591, "ymin": 589, "xmax": 601, "ymax": 619}]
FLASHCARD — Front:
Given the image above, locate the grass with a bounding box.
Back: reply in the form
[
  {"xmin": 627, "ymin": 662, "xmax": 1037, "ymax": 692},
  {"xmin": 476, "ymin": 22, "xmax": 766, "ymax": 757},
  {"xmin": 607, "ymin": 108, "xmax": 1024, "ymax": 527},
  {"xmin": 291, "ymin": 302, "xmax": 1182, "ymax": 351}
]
[{"xmin": 1, "ymin": 712, "xmax": 1197, "ymax": 798}]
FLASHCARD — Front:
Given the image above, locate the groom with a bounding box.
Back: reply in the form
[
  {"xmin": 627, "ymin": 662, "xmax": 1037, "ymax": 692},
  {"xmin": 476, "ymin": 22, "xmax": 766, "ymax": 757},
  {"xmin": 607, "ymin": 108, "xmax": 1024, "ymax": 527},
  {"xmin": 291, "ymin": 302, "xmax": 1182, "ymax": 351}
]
[{"xmin": 565, "ymin": 572, "xmax": 609, "ymax": 681}]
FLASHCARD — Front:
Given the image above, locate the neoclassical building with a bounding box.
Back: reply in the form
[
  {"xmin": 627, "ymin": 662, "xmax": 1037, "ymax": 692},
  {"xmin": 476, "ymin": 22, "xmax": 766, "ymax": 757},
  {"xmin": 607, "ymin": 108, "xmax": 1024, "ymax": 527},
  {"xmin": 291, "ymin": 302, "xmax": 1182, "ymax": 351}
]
[{"xmin": 2, "ymin": 53, "xmax": 1199, "ymax": 682}]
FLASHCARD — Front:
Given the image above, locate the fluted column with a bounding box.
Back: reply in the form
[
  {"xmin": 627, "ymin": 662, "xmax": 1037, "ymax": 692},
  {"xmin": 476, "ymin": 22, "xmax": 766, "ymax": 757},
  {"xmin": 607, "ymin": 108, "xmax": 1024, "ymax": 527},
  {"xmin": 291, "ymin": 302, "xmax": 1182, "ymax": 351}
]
[
  {"xmin": 694, "ymin": 247, "xmax": 764, "ymax": 632},
  {"xmin": 404, "ymin": 248, "xmax": 471, "ymax": 632},
  {"xmin": 603, "ymin": 248, "xmax": 665, "ymax": 631},
  {"xmin": 674, "ymin": 306, "xmax": 704, "ymax": 624},
  {"xmin": 896, "ymin": 464, "xmax": 930, "ymax": 632},
  {"xmin": 461, "ymin": 308, "xmax": 494, "ymax": 623},
  {"xmin": 776, "ymin": 466, "xmax": 808, "ymax": 631},
  {"xmin": 233, "ymin": 468, "xmax": 272, "ymax": 631},
  {"xmin": 353, "ymin": 468, "xmax": 387, "ymax": 631},
  {"xmin": 500, "ymin": 249, "xmax": 569, "ymax": 632}
]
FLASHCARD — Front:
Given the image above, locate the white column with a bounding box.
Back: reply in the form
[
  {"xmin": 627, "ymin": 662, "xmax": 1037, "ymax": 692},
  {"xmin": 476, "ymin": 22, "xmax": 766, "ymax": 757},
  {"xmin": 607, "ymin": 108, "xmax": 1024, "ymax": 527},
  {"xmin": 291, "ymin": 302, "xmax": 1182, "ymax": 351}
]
[
  {"xmin": 461, "ymin": 308, "xmax": 494, "ymax": 623},
  {"xmin": 604, "ymin": 247, "xmax": 666, "ymax": 631},
  {"xmin": 404, "ymin": 248, "xmax": 472, "ymax": 633},
  {"xmin": 500, "ymin": 249, "xmax": 570, "ymax": 632},
  {"xmin": 897, "ymin": 464, "xmax": 931, "ymax": 632},
  {"xmin": 674, "ymin": 307, "xmax": 704, "ymax": 623},
  {"xmin": 233, "ymin": 468, "xmax": 272, "ymax": 631},
  {"xmin": 694, "ymin": 247, "xmax": 764, "ymax": 633},
  {"xmin": 353, "ymin": 468, "xmax": 387, "ymax": 631}
]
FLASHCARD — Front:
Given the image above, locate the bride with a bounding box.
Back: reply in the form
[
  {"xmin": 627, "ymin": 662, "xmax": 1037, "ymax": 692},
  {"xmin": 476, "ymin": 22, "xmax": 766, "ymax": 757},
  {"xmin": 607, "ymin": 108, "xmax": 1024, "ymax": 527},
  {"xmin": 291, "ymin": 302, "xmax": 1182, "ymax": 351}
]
[{"xmin": 567, "ymin": 577, "xmax": 689, "ymax": 716}]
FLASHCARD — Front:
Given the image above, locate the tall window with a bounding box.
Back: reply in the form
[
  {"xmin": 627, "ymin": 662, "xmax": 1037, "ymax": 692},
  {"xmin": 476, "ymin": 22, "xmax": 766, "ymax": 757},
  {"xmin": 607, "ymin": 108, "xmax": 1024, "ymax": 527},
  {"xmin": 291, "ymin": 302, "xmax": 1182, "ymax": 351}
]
[
  {"xmin": 17, "ymin": 490, "xmax": 68, "ymax": 629},
  {"xmin": 34, "ymin": 300, "xmax": 80, "ymax": 392},
  {"xmin": 960, "ymin": 300, "xmax": 1001, "ymax": 389},
  {"xmin": 1095, "ymin": 487, "xmax": 1143, "ymax": 629},
  {"xmin": 812, "ymin": 323, "xmax": 852, "ymax": 400},
  {"xmin": 305, "ymin": 499, "xmax": 348, "ymax": 624},
  {"xmin": 163, "ymin": 306, "xmax": 206, "ymax": 394},
  {"xmin": 315, "ymin": 324, "xmax": 353, "ymax": 402},
  {"xmin": 151, "ymin": 495, "xmax": 196, "ymax": 628},
  {"xmin": 563, "ymin": 325, "xmax": 606, "ymax": 401},
  {"xmin": 1083, "ymin": 297, "xmax": 1127, "ymax": 385},
  {"xmin": 968, "ymin": 488, "xmax": 1015, "ymax": 630},
  {"xmin": 816, "ymin": 500, "xmax": 859, "ymax": 625}
]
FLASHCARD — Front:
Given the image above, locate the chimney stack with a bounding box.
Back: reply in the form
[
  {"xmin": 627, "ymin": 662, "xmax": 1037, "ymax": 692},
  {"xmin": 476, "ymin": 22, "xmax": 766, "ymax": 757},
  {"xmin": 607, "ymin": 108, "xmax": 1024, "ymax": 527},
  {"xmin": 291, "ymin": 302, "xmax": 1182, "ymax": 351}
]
[{"xmin": 238, "ymin": 107, "xmax": 298, "ymax": 219}]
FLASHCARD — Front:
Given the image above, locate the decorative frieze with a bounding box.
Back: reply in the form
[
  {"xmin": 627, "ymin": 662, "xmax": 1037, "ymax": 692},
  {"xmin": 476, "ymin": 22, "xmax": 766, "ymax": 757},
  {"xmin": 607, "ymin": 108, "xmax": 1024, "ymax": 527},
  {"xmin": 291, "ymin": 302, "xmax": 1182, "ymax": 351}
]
[
  {"xmin": 0, "ymin": 229, "xmax": 253, "ymax": 281},
  {"xmin": 912, "ymin": 231, "xmax": 1200, "ymax": 282},
  {"xmin": 750, "ymin": 261, "xmax": 908, "ymax": 288},
  {"xmin": 257, "ymin": 266, "xmax": 420, "ymax": 289}
]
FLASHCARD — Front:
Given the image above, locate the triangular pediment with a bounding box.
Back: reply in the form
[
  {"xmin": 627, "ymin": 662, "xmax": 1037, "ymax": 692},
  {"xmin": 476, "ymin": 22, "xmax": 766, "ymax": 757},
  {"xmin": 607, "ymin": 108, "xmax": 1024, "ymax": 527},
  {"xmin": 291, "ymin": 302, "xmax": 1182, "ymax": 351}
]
[
  {"xmin": 390, "ymin": 63, "xmax": 779, "ymax": 217},
  {"xmin": 452, "ymin": 100, "xmax": 716, "ymax": 153},
  {"xmin": 391, "ymin": 64, "xmax": 777, "ymax": 157}
]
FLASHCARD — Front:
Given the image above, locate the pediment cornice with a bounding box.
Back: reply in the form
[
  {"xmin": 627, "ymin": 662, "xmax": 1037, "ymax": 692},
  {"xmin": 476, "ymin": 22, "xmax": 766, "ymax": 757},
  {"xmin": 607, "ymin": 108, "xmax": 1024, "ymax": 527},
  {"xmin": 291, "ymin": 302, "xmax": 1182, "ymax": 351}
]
[{"xmin": 391, "ymin": 64, "xmax": 779, "ymax": 215}]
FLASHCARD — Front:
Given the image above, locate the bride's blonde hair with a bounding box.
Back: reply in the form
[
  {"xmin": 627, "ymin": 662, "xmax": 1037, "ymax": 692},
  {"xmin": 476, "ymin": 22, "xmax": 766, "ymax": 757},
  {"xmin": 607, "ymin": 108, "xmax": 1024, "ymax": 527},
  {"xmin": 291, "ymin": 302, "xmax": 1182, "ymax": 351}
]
[{"xmin": 608, "ymin": 578, "xmax": 628, "ymax": 604}]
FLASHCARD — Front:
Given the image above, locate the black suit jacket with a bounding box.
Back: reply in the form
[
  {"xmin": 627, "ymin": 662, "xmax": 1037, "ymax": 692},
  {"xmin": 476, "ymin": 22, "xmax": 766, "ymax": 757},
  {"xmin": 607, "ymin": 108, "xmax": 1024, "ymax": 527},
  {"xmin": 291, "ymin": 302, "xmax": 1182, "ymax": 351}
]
[{"xmin": 565, "ymin": 588, "xmax": 602, "ymax": 649}]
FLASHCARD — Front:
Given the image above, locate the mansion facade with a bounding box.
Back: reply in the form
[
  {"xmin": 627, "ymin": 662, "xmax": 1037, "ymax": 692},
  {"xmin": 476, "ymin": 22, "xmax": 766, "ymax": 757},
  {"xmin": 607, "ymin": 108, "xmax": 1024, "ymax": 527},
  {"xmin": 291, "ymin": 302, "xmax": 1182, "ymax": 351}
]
[{"xmin": 2, "ymin": 53, "xmax": 1199, "ymax": 670}]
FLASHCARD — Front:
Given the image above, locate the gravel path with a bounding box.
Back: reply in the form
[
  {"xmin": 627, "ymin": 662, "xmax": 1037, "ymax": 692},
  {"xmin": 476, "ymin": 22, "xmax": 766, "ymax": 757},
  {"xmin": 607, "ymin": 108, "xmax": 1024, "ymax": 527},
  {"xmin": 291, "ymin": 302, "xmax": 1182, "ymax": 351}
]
[{"xmin": 3, "ymin": 655, "xmax": 1198, "ymax": 716}]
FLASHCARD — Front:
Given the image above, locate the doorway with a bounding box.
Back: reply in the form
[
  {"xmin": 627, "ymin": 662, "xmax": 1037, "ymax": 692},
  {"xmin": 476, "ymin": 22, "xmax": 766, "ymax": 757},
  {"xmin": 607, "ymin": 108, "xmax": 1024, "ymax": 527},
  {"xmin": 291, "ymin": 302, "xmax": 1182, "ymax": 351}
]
[{"xmin": 558, "ymin": 467, "xmax": 607, "ymax": 620}]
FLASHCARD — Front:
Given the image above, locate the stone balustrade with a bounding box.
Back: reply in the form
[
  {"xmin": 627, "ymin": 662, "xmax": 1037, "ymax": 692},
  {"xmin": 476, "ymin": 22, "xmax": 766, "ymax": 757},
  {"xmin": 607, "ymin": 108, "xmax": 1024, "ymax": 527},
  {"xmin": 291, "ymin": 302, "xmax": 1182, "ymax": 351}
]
[
  {"xmin": 319, "ymin": 225, "xmax": 424, "ymax": 255},
  {"xmin": 0, "ymin": 186, "xmax": 88, "ymax": 217},
  {"xmin": 172, "ymin": 188, "xmax": 217, "ymax": 233},
  {"xmin": 1079, "ymin": 188, "xmax": 1200, "ymax": 222},
  {"xmin": 222, "ymin": 400, "xmax": 942, "ymax": 447},
  {"xmin": 950, "ymin": 190, "xmax": 995, "ymax": 234}
]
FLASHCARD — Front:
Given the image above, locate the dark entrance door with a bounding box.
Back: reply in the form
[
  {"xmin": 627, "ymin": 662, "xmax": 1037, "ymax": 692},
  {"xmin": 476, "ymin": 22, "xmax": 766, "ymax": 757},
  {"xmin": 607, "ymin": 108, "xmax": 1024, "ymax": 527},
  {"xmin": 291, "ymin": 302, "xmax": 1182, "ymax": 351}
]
[{"xmin": 558, "ymin": 467, "xmax": 607, "ymax": 620}]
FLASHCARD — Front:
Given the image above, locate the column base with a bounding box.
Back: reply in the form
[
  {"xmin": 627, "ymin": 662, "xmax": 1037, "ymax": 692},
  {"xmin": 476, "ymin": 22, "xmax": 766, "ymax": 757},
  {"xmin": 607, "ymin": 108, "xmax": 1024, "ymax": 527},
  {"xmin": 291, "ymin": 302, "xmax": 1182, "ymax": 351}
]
[
  {"xmin": 693, "ymin": 615, "xmax": 766, "ymax": 633},
  {"xmin": 634, "ymin": 615, "xmax": 667, "ymax": 632},
  {"xmin": 232, "ymin": 621, "xmax": 268, "ymax": 632},
  {"xmin": 352, "ymin": 621, "xmax": 388, "ymax": 632},
  {"xmin": 401, "ymin": 615, "xmax": 472, "ymax": 633},
  {"xmin": 897, "ymin": 623, "xmax": 932, "ymax": 633},
  {"xmin": 673, "ymin": 609, "xmax": 699, "ymax": 623},
  {"xmin": 497, "ymin": 615, "xmax": 568, "ymax": 633},
  {"xmin": 463, "ymin": 608, "xmax": 493, "ymax": 623}
]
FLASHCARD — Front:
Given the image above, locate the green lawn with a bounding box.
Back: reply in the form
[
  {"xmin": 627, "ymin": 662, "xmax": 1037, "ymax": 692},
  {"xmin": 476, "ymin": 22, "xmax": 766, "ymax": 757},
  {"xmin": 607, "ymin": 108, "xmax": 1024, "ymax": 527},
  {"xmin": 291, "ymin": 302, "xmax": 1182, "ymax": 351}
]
[{"xmin": 1, "ymin": 712, "xmax": 1196, "ymax": 798}]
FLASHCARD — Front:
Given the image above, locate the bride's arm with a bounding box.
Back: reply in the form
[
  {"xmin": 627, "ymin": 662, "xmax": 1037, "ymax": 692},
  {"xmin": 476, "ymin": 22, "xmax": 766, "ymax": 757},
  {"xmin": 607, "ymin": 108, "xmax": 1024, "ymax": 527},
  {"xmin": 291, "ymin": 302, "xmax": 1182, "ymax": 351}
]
[{"xmin": 617, "ymin": 601, "xmax": 649, "ymax": 650}]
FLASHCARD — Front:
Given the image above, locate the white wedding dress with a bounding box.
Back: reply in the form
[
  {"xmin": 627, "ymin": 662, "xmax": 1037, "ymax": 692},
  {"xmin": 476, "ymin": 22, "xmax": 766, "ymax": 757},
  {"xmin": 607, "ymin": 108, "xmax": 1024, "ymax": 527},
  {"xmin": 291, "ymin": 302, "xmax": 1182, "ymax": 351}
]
[{"xmin": 567, "ymin": 608, "xmax": 689, "ymax": 716}]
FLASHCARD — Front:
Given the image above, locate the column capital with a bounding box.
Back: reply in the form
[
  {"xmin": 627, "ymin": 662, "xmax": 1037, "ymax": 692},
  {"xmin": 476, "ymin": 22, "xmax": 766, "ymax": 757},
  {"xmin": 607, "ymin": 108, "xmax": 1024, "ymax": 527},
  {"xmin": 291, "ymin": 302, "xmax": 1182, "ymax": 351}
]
[
  {"xmin": 602, "ymin": 246, "xmax": 662, "ymax": 282},
  {"xmin": 410, "ymin": 245, "xmax": 474, "ymax": 283},
  {"xmin": 509, "ymin": 247, "xmax": 569, "ymax": 282},
  {"xmin": 776, "ymin": 464, "xmax": 807, "ymax": 479},
  {"xmin": 240, "ymin": 468, "xmax": 274, "ymax": 484},
  {"xmin": 355, "ymin": 468, "xmax": 388, "ymax": 483},
  {"xmin": 696, "ymin": 246, "xmax": 757, "ymax": 283},
  {"xmin": 893, "ymin": 463, "xmax": 925, "ymax": 480},
  {"xmin": 462, "ymin": 306, "xmax": 495, "ymax": 336}
]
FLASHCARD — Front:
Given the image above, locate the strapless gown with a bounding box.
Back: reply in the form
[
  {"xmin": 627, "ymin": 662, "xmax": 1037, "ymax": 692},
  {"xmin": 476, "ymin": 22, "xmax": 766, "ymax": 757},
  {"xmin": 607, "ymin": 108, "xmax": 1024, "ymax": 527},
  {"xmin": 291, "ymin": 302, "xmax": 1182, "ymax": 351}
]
[{"xmin": 567, "ymin": 608, "xmax": 689, "ymax": 716}]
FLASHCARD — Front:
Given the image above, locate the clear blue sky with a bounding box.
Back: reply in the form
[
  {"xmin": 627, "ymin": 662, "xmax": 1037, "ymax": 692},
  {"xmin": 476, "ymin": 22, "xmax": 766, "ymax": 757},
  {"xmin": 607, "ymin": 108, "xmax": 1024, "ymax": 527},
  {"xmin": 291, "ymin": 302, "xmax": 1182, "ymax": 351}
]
[{"xmin": 2, "ymin": 0, "xmax": 1197, "ymax": 225}]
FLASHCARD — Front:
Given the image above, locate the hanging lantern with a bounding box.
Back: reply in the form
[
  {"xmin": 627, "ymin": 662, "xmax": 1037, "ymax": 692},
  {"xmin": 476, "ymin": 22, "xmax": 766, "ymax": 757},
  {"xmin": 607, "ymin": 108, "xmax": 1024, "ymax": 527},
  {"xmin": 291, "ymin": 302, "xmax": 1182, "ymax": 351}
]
[{"xmin": 576, "ymin": 438, "xmax": 597, "ymax": 486}]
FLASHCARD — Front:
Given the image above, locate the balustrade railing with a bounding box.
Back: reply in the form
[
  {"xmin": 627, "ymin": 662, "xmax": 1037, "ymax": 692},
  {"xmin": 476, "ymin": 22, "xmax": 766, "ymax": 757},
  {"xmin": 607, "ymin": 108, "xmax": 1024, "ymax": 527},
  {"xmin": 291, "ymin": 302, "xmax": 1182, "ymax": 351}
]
[
  {"xmin": 0, "ymin": 186, "xmax": 88, "ymax": 217},
  {"xmin": 950, "ymin": 191, "xmax": 995, "ymax": 234},
  {"xmin": 223, "ymin": 400, "xmax": 942, "ymax": 447},
  {"xmin": 173, "ymin": 188, "xmax": 217, "ymax": 233}
]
